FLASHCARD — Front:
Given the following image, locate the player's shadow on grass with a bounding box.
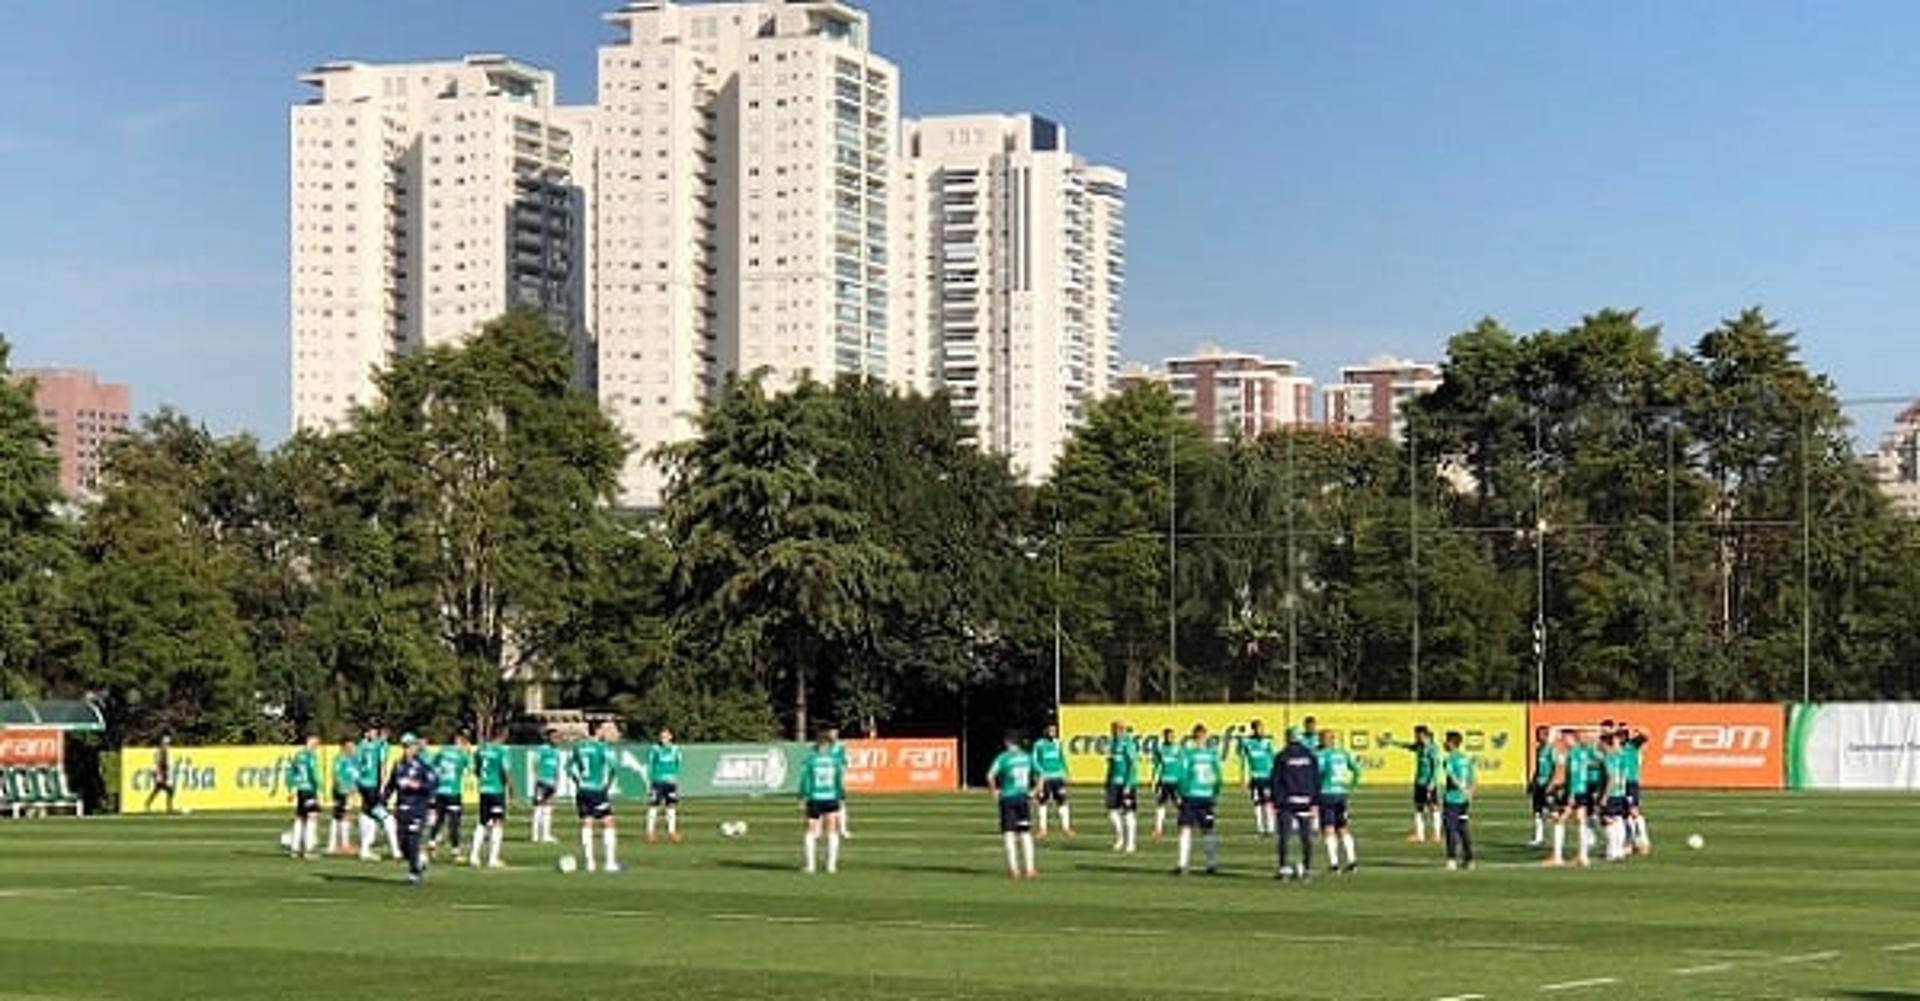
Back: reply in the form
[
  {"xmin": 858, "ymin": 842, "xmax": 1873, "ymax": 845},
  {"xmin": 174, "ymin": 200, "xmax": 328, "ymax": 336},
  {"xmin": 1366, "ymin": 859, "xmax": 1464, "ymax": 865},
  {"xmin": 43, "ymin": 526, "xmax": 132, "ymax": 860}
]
[
  {"xmin": 1071, "ymin": 861, "xmax": 1263, "ymax": 880},
  {"xmin": 317, "ymin": 872, "xmax": 410, "ymax": 886},
  {"xmin": 711, "ymin": 858, "xmax": 802, "ymax": 873},
  {"xmin": 1833, "ymin": 992, "xmax": 1920, "ymax": 999}
]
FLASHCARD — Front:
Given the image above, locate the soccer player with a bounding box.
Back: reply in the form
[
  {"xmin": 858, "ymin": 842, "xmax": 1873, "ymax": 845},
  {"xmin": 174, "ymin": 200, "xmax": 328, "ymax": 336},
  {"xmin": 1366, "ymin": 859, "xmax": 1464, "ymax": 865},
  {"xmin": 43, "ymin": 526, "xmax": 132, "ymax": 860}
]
[
  {"xmin": 1600, "ymin": 731, "xmax": 1632, "ymax": 862},
  {"xmin": 645, "ymin": 728, "xmax": 683, "ymax": 844},
  {"xmin": 469, "ymin": 733, "xmax": 512, "ymax": 869},
  {"xmin": 1031, "ymin": 723, "xmax": 1073, "ymax": 839},
  {"xmin": 1272, "ymin": 726, "xmax": 1320, "ymax": 881},
  {"xmin": 328, "ymin": 737, "xmax": 360, "ymax": 856},
  {"xmin": 385, "ymin": 734, "xmax": 438, "ymax": 885},
  {"xmin": 826, "ymin": 726, "xmax": 853, "ymax": 838},
  {"xmin": 1550, "ymin": 728, "xmax": 1596, "ymax": 867},
  {"xmin": 1622, "ymin": 726, "xmax": 1651, "ymax": 854},
  {"xmin": 1174, "ymin": 724, "xmax": 1223, "ymax": 875},
  {"xmin": 286, "ymin": 735, "xmax": 322, "ymax": 860},
  {"xmin": 798, "ymin": 731, "xmax": 847, "ymax": 874},
  {"xmin": 145, "ymin": 735, "xmax": 176, "ymax": 814},
  {"xmin": 986, "ymin": 732, "xmax": 1038, "ymax": 879},
  {"xmin": 1103, "ymin": 720, "xmax": 1140, "ymax": 854},
  {"xmin": 1317, "ymin": 729, "xmax": 1361, "ymax": 874},
  {"xmin": 529, "ymin": 728, "xmax": 560, "ymax": 844},
  {"xmin": 356, "ymin": 726, "xmax": 399, "ymax": 860},
  {"xmin": 427, "ymin": 732, "xmax": 473, "ymax": 860},
  {"xmin": 1528, "ymin": 724, "xmax": 1555, "ymax": 847},
  {"xmin": 570, "ymin": 722, "xmax": 620, "ymax": 873},
  {"xmin": 1299, "ymin": 716, "xmax": 1321, "ymax": 751},
  {"xmin": 1440, "ymin": 730, "xmax": 1476, "ymax": 871},
  {"xmin": 1237, "ymin": 720, "xmax": 1277, "ymax": 837},
  {"xmin": 1400, "ymin": 725, "xmax": 1442, "ymax": 844},
  {"xmin": 1149, "ymin": 727, "xmax": 1185, "ymax": 840}
]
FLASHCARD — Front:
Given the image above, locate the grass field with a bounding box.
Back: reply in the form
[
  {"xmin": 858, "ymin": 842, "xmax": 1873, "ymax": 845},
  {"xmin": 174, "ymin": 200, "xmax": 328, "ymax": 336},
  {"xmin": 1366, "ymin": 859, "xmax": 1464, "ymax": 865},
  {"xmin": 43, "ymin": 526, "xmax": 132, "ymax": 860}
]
[{"xmin": 0, "ymin": 789, "xmax": 1915, "ymax": 1000}]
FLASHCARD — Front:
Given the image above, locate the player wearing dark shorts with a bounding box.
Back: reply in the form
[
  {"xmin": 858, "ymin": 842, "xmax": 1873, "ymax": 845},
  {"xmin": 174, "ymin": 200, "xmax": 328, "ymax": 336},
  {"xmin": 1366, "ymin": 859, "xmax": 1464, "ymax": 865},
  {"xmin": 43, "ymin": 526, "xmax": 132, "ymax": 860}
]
[
  {"xmin": 1272, "ymin": 727, "xmax": 1320, "ymax": 880},
  {"xmin": 530, "ymin": 731, "xmax": 560, "ymax": 844},
  {"xmin": 1316, "ymin": 731, "xmax": 1362, "ymax": 873},
  {"xmin": 286, "ymin": 735, "xmax": 323, "ymax": 859},
  {"xmin": 798, "ymin": 733, "xmax": 847, "ymax": 874},
  {"xmin": 385, "ymin": 735, "xmax": 438, "ymax": 885},
  {"xmin": 645, "ymin": 729, "xmax": 684, "ymax": 844},
  {"xmin": 1440, "ymin": 731, "xmax": 1477, "ymax": 871},
  {"xmin": 1174, "ymin": 724, "xmax": 1224, "ymax": 875},
  {"xmin": 1030, "ymin": 725, "xmax": 1073, "ymax": 839},
  {"xmin": 1528, "ymin": 725, "xmax": 1554, "ymax": 846},
  {"xmin": 1104, "ymin": 721, "xmax": 1140, "ymax": 853},
  {"xmin": 145, "ymin": 736, "xmax": 176, "ymax": 814},
  {"xmin": 987, "ymin": 733, "xmax": 1038, "ymax": 879}
]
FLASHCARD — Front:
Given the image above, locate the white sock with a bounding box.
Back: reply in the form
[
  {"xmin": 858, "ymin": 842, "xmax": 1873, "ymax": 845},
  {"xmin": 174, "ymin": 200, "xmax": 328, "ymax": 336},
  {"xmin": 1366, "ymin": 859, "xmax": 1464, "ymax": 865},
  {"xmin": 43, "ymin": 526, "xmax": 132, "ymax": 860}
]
[
  {"xmin": 602, "ymin": 825, "xmax": 618, "ymax": 867},
  {"xmin": 1635, "ymin": 816, "xmax": 1651, "ymax": 847},
  {"xmin": 1154, "ymin": 806, "xmax": 1168, "ymax": 835},
  {"xmin": 359, "ymin": 816, "xmax": 375, "ymax": 855},
  {"xmin": 303, "ymin": 818, "xmax": 318, "ymax": 854},
  {"xmin": 1325, "ymin": 833, "xmax": 1341, "ymax": 868},
  {"xmin": 1533, "ymin": 815, "xmax": 1545, "ymax": 843},
  {"xmin": 839, "ymin": 804, "xmax": 851, "ymax": 835},
  {"xmin": 1021, "ymin": 833, "xmax": 1036, "ymax": 873},
  {"xmin": 581, "ymin": 826, "xmax": 597, "ymax": 870},
  {"xmin": 1552, "ymin": 822, "xmax": 1566, "ymax": 861},
  {"xmin": 826, "ymin": 831, "xmax": 841, "ymax": 872},
  {"xmin": 469, "ymin": 829, "xmax": 484, "ymax": 867},
  {"xmin": 1037, "ymin": 805, "xmax": 1050, "ymax": 836},
  {"xmin": 1059, "ymin": 805, "xmax": 1072, "ymax": 831},
  {"xmin": 1577, "ymin": 822, "xmax": 1593, "ymax": 863},
  {"xmin": 1124, "ymin": 812, "xmax": 1138, "ymax": 851},
  {"xmin": 1003, "ymin": 832, "xmax": 1019, "ymax": 875},
  {"xmin": 803, "ymin": 832, "xmax": 818, "ymax": 872},
  {"xmin": 647, "ymin": 807, "xmax": 658, "ymax": 838},
  {"xmin": 1414, "ymin": 812, "xmax": 1426, "ymax": 840},
  {"xmin": 383, "ymin": 815, "xmax": 399, "ymax": 856},
  {"xmin": 667, "ymin": 808, "xmax": 677, "ymax": 836},
  {"xmin": 1109, "ymin": 809, "xmax": 1123, "ymax": 843},
  {"xmin": 1177, "ymin": 828, "xmax": 1193, "ymax": 870},
  {"xmin": 1342, "ymin": 831, "xmax": 1356, "ymax": 865}
]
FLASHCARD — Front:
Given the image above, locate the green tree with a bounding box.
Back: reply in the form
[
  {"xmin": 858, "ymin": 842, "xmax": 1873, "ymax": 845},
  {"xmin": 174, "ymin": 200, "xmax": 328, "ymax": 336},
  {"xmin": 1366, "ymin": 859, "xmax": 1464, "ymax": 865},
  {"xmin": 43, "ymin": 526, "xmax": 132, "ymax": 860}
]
[{"xmin": 0, "ymin": 336, "xmax": 76, "ymax": 699}]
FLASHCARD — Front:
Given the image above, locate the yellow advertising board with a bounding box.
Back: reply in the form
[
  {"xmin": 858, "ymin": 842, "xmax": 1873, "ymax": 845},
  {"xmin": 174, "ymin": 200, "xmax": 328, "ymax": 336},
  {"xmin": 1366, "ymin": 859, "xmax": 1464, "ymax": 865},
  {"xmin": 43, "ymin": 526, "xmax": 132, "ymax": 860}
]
[
  {"xmin": 1058, "ymin": 703, "xmax": 1529, "ymax": 790},
  {"xmin": 121, "ymin": 745, "xmax": 334, "ymax": 812}
]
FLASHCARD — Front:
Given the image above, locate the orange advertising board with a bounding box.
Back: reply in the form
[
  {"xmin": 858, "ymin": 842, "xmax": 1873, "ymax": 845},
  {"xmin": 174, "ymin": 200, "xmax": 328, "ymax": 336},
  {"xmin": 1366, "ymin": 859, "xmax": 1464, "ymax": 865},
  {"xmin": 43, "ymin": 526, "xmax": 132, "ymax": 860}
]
[
  {"xmin": 0, "ymin": 728, "xmax": 62, "ymax": 767},
  {"xmin": 841, "ymin": 738, "xmax": 958, "ymax": 793},
  {"xmin": 1529, "ymin": 703, "xmax": 1784, "ymax": 789}
]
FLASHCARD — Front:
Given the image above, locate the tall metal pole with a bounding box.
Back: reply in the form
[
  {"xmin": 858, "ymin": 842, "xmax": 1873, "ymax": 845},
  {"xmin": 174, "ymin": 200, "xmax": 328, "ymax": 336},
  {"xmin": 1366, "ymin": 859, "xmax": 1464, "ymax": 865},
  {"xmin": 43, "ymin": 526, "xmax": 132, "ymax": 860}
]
[
  {"xmin": 1409, "ymin": 416, "xmax": 1421, "ymax": 702},
  {"xmin": 1666, "ymin": 417, "xmax": 1677, "ymax": 703},
  {"xmin": 1052, "ymin": 519, "xmax": 1063, "ymax": 718},
  {"xmin": 1533, "ymin": 412, "xmax": 1546, "ymax": 703},
  {"xmin": 1286, "ymin": 430, "xmax": 1299, "ymax": 707},
  {"xmin": 1801, "ymin": 412, "xmax": 1813, "ymax": 704},
  {"xmin": 1167, "ymin": 430, "xmax": 1178, "ymax": 704}
]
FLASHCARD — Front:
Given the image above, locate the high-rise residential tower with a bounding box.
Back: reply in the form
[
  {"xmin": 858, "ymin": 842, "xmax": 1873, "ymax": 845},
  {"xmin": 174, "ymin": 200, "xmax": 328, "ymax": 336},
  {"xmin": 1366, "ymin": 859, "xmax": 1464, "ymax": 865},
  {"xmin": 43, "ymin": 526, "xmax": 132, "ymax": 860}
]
[
  {"xmin": 13, "ymin": 367, "xmax": 131, "ymax": 498},
  {"xmin": 902, "ymin": 113, "xmax": 1125, "ymax": 481},
  {"xmin": 290, "ymin": 55, "xmax": 593, "ymax": 431},
  {"xmin": 597, "ymin": 0, "xmax": 902, "ymax": 505},
  {"xmin": 1323, "ymin": 355, "xmax": 1442, "ymax": 440}
]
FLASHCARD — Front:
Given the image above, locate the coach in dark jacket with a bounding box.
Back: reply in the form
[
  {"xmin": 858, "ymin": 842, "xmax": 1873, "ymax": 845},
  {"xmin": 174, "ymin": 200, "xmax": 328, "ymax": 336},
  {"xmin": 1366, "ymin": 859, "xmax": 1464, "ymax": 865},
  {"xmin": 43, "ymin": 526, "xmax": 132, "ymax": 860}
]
[{"xmin": 1272, "ymin": 728, "xmax": 1321, "ymax": 880}]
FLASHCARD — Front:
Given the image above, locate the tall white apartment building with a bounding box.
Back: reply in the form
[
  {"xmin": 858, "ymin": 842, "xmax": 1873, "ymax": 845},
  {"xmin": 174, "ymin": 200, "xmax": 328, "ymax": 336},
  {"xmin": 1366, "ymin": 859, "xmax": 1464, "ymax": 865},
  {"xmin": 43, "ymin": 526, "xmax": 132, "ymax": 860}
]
[
  {"xmin": 1323, "ymin": 355, "xmax": 1442, "ymax": 440},
  {"xmin": 1163, "ymin": 346, "xmax": 1314, "ymax": 441},
  {"xmin": 902, "ymin": 113, "xmax": 1125, "ymax": 481},
  {"xmin": 290, "ymin": 56, "xmax": 594, "ymax": 430},
  {"xmin": 1870, "ymin": 401, "xmax": 1920, "ymax": 517},
  {"xmin": 598, "ymin": 0, "xmax": 902, "ymax": 505}
]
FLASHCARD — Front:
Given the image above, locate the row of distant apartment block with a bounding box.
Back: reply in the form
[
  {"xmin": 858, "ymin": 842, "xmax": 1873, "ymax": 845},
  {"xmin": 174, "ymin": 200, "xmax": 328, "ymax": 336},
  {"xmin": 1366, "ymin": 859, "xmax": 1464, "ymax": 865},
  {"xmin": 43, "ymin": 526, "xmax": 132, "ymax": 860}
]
[
  {"xmin": 289, "ymin": 1, "xmax": 1126, "ymax": 506},
  {"xmin": 1122, "ymin": 346, "xmax": 1441, "ymax": 441},
  {"xmin": 1870, "ymin": 401, "xmax": 1920, "ymax": 517},
  {"xmin": 8, "ymin": 367, "xmax": 131, "ymax": 497}
]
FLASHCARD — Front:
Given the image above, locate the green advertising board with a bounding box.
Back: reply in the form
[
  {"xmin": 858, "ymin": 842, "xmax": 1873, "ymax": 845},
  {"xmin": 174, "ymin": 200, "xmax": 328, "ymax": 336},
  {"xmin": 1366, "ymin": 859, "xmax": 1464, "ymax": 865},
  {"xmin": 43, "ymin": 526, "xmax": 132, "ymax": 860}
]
[{"xmin": 505, "ymin": 742, "xmax": 811, "ymax": 801}]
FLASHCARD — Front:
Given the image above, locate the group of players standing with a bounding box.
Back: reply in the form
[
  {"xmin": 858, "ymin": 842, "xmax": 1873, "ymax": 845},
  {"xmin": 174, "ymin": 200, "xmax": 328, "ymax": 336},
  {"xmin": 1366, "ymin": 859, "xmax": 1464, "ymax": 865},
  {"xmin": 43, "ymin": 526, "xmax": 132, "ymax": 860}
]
[
  {"xmin": 1527, "ymin": 721, "xmax": 1654, "ymax": 866},
  {"xmin": 985, "ymin": 717, "xmax": 1482, "ymax": 879},
  {"xmin": 277, "ymin": 721, "xmax": 696, "ymax": 885}
]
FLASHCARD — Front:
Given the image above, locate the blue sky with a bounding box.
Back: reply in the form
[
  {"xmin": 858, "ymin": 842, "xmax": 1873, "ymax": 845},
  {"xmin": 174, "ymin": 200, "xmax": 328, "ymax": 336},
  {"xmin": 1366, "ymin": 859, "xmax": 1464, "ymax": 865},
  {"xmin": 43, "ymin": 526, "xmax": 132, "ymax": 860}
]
[{"xmin": 3, "ymin": 1, "xmax": 1918, "ymax": 439}]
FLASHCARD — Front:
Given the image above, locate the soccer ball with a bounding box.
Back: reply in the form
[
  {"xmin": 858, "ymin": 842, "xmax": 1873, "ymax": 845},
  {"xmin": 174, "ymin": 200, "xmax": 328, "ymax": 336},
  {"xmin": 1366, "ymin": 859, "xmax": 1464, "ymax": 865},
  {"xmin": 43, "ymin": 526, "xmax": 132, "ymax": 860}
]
[
  {"xmin": 557, "ymin": 854, "xmax": 579, "ymax": 874},
  {"xmin": 719, "ymin": 820, "xmax": 748, "ymax": 838},
  {"xmin": 1687, "ymin": 833, "xmax": 1705, "ymax": 851}
]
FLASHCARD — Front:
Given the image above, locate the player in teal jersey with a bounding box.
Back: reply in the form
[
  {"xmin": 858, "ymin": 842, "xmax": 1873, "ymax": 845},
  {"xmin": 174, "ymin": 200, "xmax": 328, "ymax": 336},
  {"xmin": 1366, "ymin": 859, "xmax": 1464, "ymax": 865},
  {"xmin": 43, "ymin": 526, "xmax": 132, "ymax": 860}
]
[
  {"xmin": 1103, "ymin": 720, "xmax": 1141, "ymax": 853},
  {"xmin": 798, "ymin": 731, "xmax": 847, "ymax": 874},
  {"xmin": 1398, "ymin": 725, "xmax": 1443, "ymax": 844},
  {"xmin": 1551, "ymin": 730, "xmax": 1597, "ymax": 867},
  {"xmin": 1440, "ymin": 730, "xmax": 1477, "ymax": 870},
  {"xmin": 328, "ymin": 737, "xmax": 360, "ymax": 856},
  {"xmin": 1620, "ymin": 726, "xmax": 1651, "ymax": 854},
  {"xmin": 645, "ymin": 728, "xmax": 684, "ymax": 844},
  {"xmin": 1317, "ymin": 730, "xmax": 1362, "ymax": 873},
  {"xmin": 987, "ymin": 733, "xmax": 1039, "ymax": 879},
  {"xmin": 1599, "ymin": 732, "xmax": 1634, "ymax": 862},
  {"xmin": 468, "ymin": 736, "xmax": 512, "ymax": 868},
  {"xmin": 426, "ymin": 732, "xmax": 473, "ymax": 860},
  {"xmin": 1174, "ymin": 724, "xmax": 1225, "ymax": 875},
  {"xmin": 1150, "ymin": 728, "xmax": 1186, "ymax": 839},
  {"xmin": 1030, "ymin": 723, "xmax": 1073, "ymax": 839},
  {"xmin": 1300, "ymin": 716, "xmax": 1322, "ymax": 751},
  {"xmin": 356, "ymin": 726, "xmax": 399, "ymax": 860},
  {"xmin": 1237, "ymin": 720, "xmax": 1278, "ymax": 837},
  {"xmin": 826, "ymin": 726, "xmax": 854, "ymax": 838},
  {"xmin": 285, "ymin": 735, "xmax": 322, "ymax": 859},
  {"xmin": 529, "ymin": 729, "xmax": 561, "ymax": 844},
  {"xmin": 1529, "ymin": 725, "xmax": 1555, "ymax": 846},
  {"xmin": 569, "ymin": 722, "xmax": 621, "ymax": 872}
]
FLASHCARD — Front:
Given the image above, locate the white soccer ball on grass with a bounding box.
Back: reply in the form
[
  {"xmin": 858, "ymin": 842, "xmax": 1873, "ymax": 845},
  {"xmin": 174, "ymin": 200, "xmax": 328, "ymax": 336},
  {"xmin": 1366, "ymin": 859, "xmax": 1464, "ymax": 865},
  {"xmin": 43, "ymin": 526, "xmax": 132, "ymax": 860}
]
[
  {"xmin": 1687, "ymin": 833, "xmax": 1705, "ymax": 851},
  {"xmin": 557, "ymin": 853, "xmax": 579, "ymax": 873},
  {"xmin": 719, "ymin": 820, "xmax": 749, "ymax": 838}
]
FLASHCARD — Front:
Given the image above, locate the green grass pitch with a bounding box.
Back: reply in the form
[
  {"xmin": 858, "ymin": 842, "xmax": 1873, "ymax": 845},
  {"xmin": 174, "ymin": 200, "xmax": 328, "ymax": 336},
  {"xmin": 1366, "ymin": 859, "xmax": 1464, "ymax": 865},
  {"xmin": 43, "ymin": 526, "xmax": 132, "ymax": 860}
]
[{"xmin": 0, "ymin": 790, "xmax": 1915, "ymax": 999}]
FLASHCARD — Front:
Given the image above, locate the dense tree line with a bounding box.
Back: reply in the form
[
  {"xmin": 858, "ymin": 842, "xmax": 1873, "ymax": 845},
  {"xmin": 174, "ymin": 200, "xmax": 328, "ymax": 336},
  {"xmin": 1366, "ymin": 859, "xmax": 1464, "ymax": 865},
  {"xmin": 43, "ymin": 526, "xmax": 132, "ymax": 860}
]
[{"xmin": 0, "ymin": 308, "xmax": 1913, "ymax": 750}]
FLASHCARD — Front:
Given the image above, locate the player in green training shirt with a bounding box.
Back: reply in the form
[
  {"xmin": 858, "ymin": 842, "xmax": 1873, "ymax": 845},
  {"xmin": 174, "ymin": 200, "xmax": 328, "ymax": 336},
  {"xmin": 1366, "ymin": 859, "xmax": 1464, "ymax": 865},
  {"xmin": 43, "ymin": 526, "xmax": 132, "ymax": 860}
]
[
  {"xmin": 1151, "ymin": 728, "xmax": 1186, "ymax": 840},
  {"xmin": 569, "ymin": 722, "xmax": 621, "ymax": 873},
  {"xmin": 646, "ymin": 728, "xmax": 684, "ymax": 844},
  {"xmin": 1175, "ymin": 724, "xmax": 1224, "ymax": 875},
  {"xmin": 1599, "ymin": 731, "xmax": 1634, "ymax": 863},
  {"xmin": 1237, "ymin": 720, "xmax": 1278, "ymax": 837},
  {"xmin": 826, "ymin": 726, "xmax": 854, "ymax": 838},
  {"xmin": 987, "ymin": 733, "xmax": 1039, "ymax": 879},
  {"xmin": 285, "ymin": 735, "xmax": 322, "ymax": 859},
  {"xmin": 426, "ymin": 732, "xmax": 473, "ymax": 860},
  {"xmin": 530, "ymin": 729, "xmax": 560, "ymax": 844},
  {"xmin": 1620, "ymin": 725, "xmax": 1651, "ymax": 854},
  {"xmin": 468, "ymin": 736, "xmax": 512, "ymax": 868},
  {"xmin": 1397, "ymin": 725, "xmax": 1442, "ymax": 845},
  {"xmin": 1529, "ymin": 725, "xmax": 1555, "ymax": 847},
  {"xmin": 328, "ymin": 737, "xmax": 359, "ymax": 856},
  {"xmin": 356, "ymin": 726, "xmax": 398, "ymax": 860},
  {"xmin": 1104, "ymin": 720, "xmax": 1140, "ymax": 854},
  {"xmin": 1031, "ymin": 724, "xmax": 1073, "ymax": 840},
  {"xmin": 1550, "ymin": 729, "xmax": 1597, "ymax": 867},
  {"xmin": 1317, "ymin": 730, "xmax": 1362, "ymax": 874},
  {"xmin": 1440, "ymin": 730, "xmax": 1477, "ymax": 870},
  {"xmin": 798, "ymin": 731, "xmax": 847, "ymax": 874}
]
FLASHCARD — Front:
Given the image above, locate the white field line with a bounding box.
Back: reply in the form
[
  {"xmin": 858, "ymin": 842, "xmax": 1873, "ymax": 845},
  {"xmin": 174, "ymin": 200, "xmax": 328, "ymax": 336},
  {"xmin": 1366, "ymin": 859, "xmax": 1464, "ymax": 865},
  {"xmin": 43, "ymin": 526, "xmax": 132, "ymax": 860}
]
[
  {"xmin": 278, "ymin": 897, "xmax": 343, "ymax": 905},
  {"xmin": 1775, "ymin": 951, "xmax": 1840, "ymax": 965},
  {"xmin": 1670, "ymin": 963, "xmax": 1733, "ymax": 976},
  {"xmin": 134, "ymin": 891, "xmax": 207, "ymax": 901},
  {"xmin": 1434, "ymin": 995, "xmax": 1486, "ymax": 1001},
  {"xmin": 1539, "ymin": 977, "xmax": 1617, "ymax": 993},
  {"xmin": 449, "ymin": 903, "xmax": 504, "ymax": 911},
  {"xmin": 1883, "ymin": 942, "xmax": 1920, "ymax": 953}
]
